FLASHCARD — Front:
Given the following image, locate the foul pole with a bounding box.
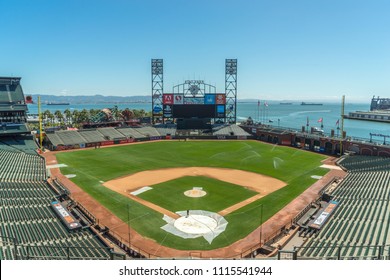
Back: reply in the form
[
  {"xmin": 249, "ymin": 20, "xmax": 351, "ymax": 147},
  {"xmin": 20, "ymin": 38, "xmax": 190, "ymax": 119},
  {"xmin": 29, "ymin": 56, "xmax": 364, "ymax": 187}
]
[{"xmin": 340, "ymin": 95, "xmax": 345, "ymax": 155}]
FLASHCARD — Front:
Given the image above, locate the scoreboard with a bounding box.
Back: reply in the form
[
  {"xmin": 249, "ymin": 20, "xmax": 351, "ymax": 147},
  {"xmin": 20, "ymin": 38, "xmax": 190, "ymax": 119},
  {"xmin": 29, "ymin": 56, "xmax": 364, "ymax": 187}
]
[{"xmin": 162, "ymin": 93, "xmax": 226, "ymax": 118}]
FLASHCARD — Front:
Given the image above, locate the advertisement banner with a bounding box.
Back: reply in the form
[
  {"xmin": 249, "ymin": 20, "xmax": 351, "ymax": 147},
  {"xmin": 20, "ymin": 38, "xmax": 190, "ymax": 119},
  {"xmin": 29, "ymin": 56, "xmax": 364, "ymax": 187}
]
[
  {"xmin": 204, "ymin": 94, "xmax": 216, "ymax": 104},
  {"xmin": 163, "ymin": 104, "xmax": 173, "ymax": 117},
  {"xmin": 216, "ymin": 105, "xmax": 225, "ymax": 117},
  {"xmin": 163, "ymin": 94, "xmax": 174, "ymax": 104},
  {"xmin": 216, "ymin": 94, "xmax": 226, "ymax": 104},
  {"xmin": 153, "ymin": 105, "xmax": 162, "ymax": 114},
  {"xmin": 310, "ymin": 200, "xmax": 339, "ymax": 229},
  {"xmin": 184, "ymin": 97, "xmax": 204, "ymax": 104},
  {"xmin": 100, "ymin": 141, "xmax": 114, "ymax": 146},
  {"xmin": 174, "ymin": 94, "xmax": 184, "ymax": 104},
  {"xmin": 51, "ymin": 201, "xmax": 81, "ymax": 230}
]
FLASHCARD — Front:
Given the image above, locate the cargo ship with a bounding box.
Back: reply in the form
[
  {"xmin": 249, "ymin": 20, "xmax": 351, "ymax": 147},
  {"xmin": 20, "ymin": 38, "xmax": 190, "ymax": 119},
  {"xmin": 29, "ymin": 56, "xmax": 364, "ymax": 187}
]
[
  {"xmin": 47, "ymin": 102, "xmax": 70, "ymax": 105},
  {"xmin": 301, "ymin": 102, "xmax": 323, "ymax": 106}
]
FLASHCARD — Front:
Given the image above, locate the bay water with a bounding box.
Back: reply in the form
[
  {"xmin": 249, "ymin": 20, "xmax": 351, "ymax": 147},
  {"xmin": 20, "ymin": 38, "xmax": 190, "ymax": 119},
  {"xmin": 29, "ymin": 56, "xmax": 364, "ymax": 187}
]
[{"xmin": 27, "ymin": 102, "xmax": 390, "ymax": 141}]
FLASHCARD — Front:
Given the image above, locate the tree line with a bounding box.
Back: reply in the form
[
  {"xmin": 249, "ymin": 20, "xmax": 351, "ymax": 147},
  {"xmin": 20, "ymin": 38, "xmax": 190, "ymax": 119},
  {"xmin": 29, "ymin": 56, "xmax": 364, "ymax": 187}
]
[{"xmin": 37, "ymin": 107, "xmax": 152, "ymax": 128}]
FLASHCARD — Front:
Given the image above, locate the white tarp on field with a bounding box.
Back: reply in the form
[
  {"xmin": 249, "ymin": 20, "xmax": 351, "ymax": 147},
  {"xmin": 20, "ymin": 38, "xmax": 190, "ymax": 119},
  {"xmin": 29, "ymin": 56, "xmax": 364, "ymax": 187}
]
[{"xmin": 161, "ymin": 210, "xmax": 228, "ymax": 244}]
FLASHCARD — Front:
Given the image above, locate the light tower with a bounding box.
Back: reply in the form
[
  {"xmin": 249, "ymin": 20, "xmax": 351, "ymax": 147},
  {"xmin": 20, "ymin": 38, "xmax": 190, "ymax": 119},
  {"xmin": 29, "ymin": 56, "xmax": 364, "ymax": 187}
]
[
  {"xmin": 151, "ymin": 59, "xmax": 163, "ymax": 124},
  {"xmin": 225, "ymin": 59, "xmax": 237, "ymax": 124}
]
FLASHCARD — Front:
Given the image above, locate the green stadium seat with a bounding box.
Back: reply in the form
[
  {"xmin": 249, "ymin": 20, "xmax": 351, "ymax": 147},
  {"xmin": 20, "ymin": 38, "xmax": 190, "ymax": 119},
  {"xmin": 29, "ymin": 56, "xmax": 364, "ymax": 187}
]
[
  {"xmin": 300, "ymin": 156, "xmax": 390, "ymax": 259},
  {"xmin": 0, "ymin": 138, "xmax": 112, "ymax": 260}
]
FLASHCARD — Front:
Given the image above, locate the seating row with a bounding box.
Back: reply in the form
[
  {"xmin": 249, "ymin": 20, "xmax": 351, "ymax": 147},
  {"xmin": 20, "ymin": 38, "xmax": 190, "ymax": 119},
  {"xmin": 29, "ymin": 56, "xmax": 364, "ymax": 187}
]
[{"xmin": 298, "ymin": 165, "xmax": 390, "ymax": 259}]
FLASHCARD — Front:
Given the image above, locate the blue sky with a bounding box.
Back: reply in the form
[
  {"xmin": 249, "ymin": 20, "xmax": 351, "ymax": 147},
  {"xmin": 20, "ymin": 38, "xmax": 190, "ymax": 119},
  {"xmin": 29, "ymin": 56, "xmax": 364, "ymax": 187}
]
[{"xmin": 0, "ymin": 0, "xmax": 389, "ymax": 102}]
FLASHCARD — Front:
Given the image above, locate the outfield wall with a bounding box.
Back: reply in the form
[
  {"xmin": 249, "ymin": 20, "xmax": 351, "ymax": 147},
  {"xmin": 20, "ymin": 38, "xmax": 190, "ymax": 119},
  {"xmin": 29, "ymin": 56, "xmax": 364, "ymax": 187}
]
[{"xmin": 47, "ymin": 134, "xmax": 254, "ymax": 151}]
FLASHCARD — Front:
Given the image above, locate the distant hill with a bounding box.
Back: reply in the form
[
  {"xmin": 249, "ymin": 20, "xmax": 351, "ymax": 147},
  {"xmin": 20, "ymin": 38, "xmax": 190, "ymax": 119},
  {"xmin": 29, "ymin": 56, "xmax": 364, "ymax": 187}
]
[
  {"xmin": 30, "ymin": 94, "xmax": 151, "ymax": 104},
  {"xmin": 31, "ymin": 94, "xmax": 263, "ymax": 104},
  {"xmin": 29, "ymin": 94, "xmax": 346, "ymax": 105}
]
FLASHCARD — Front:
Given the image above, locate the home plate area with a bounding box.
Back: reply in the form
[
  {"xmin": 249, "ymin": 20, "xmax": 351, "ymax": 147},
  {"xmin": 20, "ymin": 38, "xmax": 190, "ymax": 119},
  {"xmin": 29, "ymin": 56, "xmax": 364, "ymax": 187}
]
[
  {"xmin": 175, "ymin": 215, "xmax": 217, "ymax": 235},
  {"xmin": 161, "ymin": 210, "xmax": 228, "ymax": 244}
]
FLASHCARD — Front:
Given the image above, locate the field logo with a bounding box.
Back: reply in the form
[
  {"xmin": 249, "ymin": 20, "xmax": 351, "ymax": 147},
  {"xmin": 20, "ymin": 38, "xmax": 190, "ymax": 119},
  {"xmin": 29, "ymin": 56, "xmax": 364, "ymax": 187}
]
[{"xmin": 163, "ymin": 94, "xmax": 174, "ymax": 104}]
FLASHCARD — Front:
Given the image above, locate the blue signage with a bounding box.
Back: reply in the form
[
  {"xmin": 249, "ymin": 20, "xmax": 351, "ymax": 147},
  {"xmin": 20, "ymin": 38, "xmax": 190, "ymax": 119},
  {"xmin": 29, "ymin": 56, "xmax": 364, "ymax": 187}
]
[
  {"xmin": 153, "ymin": 106, "xmax": 162, "ymax": 113},
  {"xmin": 217, "ymin": 105, "xmax": 225, "ymax": 113},
  {"xmin": 204, "ymin": 94, "xmax": 216, "ymax": 105}
]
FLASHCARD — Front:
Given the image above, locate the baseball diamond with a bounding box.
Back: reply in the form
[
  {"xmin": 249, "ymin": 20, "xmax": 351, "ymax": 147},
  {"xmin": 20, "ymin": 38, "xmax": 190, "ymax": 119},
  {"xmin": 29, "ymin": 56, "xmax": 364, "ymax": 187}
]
[{"xmin": 52, "ymin": 140, "xmax": 330, "ymax": 255}]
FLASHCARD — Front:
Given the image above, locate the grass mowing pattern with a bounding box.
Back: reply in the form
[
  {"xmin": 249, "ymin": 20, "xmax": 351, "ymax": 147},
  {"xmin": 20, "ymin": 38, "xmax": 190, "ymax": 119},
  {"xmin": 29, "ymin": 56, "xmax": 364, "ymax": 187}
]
[
  {"xmin": 57, "ymin": 140, "xmax": 328, "ymax": 251},
  {"xmin": 137, "ymin": 176, "xmax": 258, "ymax": 213}
]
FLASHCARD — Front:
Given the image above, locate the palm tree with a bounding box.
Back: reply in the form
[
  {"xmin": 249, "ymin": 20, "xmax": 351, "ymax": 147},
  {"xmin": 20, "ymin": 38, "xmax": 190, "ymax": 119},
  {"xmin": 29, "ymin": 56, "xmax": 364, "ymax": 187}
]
[
  {"xmin": 121, "ymin": 108, "xmax": 133, "ymax": 121},
  {"xmin": 45, "ymin": 111, "xmax": 55, "ymax": 127},
  {"xmin": 54, "ymin": 110, "xmax": 64, "ymax": 125},
  {"xmin": 132, "ymin": 109, "xmax": 143, "ymax": 118},
  {"xmin": 79, "ymin": 109, "xmax": 90, "ymax": 123},
  {"xmin": 64, "ymin": 109, "xmax": 72, "ymax": 125},
  {"xmin": 72, "ymin": 110, "xmax": 80, "ymax": 125},
  {"xmin": 89, "ymin": 109, "xmax": 99, "ymax": 119},
  {"xmin": 42, "ymin": 110, "xmax": 51, "ymax": 125}
]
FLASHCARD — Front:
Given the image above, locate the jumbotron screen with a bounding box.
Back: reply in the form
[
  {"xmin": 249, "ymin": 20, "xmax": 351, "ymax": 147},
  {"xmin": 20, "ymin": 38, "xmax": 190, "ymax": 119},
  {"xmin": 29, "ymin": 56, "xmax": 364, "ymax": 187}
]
[
  {"xmin": 162, "ymin": 93, "xmax": 226, "ymax": 118},
  {"xmin": 172, "ymin": 104, "xmax": 216, "ymax": 118}
]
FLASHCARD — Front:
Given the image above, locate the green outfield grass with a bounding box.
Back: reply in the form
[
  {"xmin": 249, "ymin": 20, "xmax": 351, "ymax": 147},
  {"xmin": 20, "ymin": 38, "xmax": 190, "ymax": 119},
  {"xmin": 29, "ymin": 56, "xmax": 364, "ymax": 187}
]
[
  {"xmin": 137, "ymin": 176, "xmax": 258, "ymax": 213},
  {"xmin": 56, "ymin": 140, "xmax": 328, "ymax": 251}
]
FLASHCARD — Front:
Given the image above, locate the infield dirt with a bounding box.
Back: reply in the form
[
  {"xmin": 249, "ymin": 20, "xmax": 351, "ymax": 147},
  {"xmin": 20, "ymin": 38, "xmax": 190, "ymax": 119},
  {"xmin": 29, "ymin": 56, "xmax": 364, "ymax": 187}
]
[{"xmin": 103, "ymin": 167, "xmax": 287, "ymax": 216}]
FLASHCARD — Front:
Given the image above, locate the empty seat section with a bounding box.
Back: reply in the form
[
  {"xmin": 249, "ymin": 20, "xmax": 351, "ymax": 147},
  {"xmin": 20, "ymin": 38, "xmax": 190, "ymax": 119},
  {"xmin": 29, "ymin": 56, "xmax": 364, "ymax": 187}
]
[
  {"xmin": 78, "ymin": 130, "xmax": 106, "ymax": 143},
  {"xmin": 300, "ymin": 157, "xmax": 390, "ymax": 259},
  {"xmin": 97, "ymin": 127, "xmax": 125, "ymax": 140}
]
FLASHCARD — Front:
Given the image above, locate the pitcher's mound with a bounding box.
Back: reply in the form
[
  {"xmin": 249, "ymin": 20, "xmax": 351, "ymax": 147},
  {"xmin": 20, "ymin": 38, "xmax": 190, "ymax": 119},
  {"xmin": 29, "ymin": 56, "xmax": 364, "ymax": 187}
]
[{"xmin": 184, "ymin": 187, "xmax": 207, "ymax": 198}]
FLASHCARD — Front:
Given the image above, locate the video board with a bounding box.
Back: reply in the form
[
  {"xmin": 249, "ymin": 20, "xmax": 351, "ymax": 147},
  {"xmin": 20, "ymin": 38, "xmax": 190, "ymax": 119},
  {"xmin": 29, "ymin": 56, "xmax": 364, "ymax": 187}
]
[{"xmin": 162, "ymin": 93, "xmax": 226, "ymax": 118}]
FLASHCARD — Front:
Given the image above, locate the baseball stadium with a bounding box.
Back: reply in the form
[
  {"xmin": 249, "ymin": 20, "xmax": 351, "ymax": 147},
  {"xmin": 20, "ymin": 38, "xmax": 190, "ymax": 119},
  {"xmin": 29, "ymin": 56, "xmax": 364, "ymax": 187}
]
[{"xmin": 1, "ymin": 60, "xmax": 390, "ymax": 260}]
